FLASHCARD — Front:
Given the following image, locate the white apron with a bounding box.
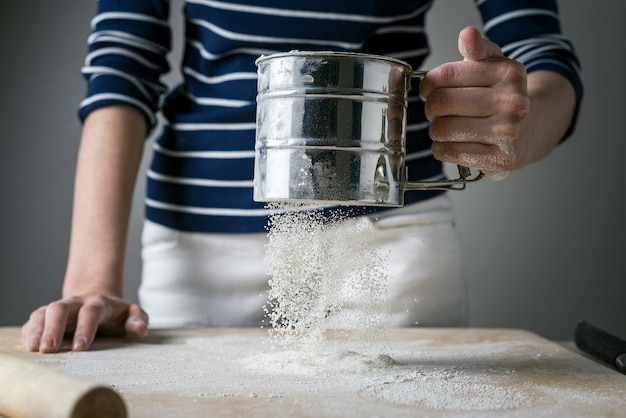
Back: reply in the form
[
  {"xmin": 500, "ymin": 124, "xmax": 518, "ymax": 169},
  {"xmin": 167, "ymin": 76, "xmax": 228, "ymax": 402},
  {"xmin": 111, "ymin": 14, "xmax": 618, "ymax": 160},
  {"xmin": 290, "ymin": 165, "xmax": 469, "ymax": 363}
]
[{"xmin": 139, "ymin": 195, "xmax": 466, "ymax": 328}]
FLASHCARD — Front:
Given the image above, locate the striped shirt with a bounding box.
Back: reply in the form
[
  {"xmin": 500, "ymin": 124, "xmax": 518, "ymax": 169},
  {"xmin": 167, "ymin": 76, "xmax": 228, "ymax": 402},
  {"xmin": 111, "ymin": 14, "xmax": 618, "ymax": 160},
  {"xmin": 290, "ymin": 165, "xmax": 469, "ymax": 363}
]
[{"xmin": 78, "ymin": 0, "xmax": 582, "ymax": 233}]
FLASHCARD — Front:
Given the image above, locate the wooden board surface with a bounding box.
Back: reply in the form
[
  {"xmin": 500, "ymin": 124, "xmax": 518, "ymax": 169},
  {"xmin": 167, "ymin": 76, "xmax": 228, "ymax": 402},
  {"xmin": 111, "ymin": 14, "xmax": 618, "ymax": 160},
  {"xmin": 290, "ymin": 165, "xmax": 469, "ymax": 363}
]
[{"xmin": 1, "ymin": 327, "xmax": 625, "ymax": 417}]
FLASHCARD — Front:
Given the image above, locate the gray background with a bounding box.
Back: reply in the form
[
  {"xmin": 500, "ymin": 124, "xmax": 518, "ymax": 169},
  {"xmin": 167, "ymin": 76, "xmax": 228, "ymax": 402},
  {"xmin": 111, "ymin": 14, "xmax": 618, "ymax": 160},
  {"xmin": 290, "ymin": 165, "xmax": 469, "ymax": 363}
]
[{"xmin": 1, "ymin": 1, "xmax": 623, "ymax": 340}]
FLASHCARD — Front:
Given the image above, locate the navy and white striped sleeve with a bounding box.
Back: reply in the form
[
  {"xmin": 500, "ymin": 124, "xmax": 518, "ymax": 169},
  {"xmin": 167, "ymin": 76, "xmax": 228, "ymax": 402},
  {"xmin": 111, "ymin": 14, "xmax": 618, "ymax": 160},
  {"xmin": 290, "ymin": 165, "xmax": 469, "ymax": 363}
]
[
  {"xmin": 77, "ymin": 0, "xmax": 172, "ymax": 128},
  {"xmin": 476, "ymin": 0, "xmax": 583, "ymax": 139}
]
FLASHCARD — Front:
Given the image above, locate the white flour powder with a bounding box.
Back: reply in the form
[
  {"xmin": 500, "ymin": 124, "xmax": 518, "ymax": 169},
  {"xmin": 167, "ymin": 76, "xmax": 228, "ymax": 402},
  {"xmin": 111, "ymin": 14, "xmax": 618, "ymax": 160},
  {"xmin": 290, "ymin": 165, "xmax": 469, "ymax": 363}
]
[
  {"xmin": 47, "ymin": 330, "xmax": 626, "ymax": 417},
  {"xmin": 264, "ymin": 203, "xmax": 389, "ymax": 350}
]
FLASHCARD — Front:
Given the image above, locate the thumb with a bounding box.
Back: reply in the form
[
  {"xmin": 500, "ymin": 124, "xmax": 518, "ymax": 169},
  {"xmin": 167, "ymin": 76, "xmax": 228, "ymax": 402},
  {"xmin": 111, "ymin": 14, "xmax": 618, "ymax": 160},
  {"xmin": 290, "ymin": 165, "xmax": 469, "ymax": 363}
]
[
  {"xmin": 458, "ymin": 26, "xmax": 504, "ymax": 61},
  {"xmin": 124, "ymin": 303, "xmax": 149, "ymax": 337}
]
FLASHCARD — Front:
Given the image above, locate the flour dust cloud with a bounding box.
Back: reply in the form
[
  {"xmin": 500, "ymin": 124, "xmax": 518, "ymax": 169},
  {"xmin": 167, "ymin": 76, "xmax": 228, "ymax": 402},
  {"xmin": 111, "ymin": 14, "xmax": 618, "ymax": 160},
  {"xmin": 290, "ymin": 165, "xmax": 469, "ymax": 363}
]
[{"xmin": 264, "ymin": 203, "xmax": 390, "ymax": 349}]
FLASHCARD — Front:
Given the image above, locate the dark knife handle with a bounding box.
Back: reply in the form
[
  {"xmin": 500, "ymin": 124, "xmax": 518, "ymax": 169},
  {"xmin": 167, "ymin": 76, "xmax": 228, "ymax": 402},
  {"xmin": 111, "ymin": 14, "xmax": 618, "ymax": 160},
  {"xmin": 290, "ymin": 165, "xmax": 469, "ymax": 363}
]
[{"xmin": 575, "ymin": 320, "xmax": 626, "ymax": 374}]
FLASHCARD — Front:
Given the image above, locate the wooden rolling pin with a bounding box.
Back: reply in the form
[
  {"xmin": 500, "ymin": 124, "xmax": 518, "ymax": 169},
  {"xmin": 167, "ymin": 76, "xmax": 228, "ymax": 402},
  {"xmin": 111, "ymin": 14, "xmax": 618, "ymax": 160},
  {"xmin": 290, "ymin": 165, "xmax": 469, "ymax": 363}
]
[{"xmin": 0, "ymin": 352, "xmax": 126, "ymax": 418}]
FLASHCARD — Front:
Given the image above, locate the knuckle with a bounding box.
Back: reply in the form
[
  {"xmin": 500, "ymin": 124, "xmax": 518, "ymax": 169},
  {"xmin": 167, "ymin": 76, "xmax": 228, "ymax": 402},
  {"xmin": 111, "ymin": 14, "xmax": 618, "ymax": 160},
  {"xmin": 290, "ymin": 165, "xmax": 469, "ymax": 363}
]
[
  {"xmin": 28, "ymin": 306, "xmax": 46, "ymax": 321},
  {"xmin": 501, "ymin": 60, "xmax": 527, "ymax": 84},
  {"xmin": 438, "ymin": 63, "xmax": 458, "ymax": 83},
  {"xmin": 82, "ymin": 295, "xmax": 119, "ymax": 322},
  {"xmin": 82, "ymin": 296, "xmax": 109, "ymax": 315},
  {"xmin": 498, "ymin": 64, "xmax": 529, "ymax": 118},
  {"xmin": 81, "ymin": 303, "xmax": 104, "ymax": 318},
  {"xmin": 503, "ymin": 94, "xmax": 530, "ymax": 122},
  {"xmin": 491, "ymin": 145, "xmax": 517, "ymax": 172},
  {"xmin": 499, "ymin": 155, "xmax": 516, "ymax": 171},
  {"xmin": 84, "ymin": 294, "xmax": 109, "ymax": 306},
  {"xmin": 494, "ymin": 123, "xmax": 519, "ymax": 142},
  {"xmin": 47, "ymin": 300, "xmax": 69, "ymax": 312}
]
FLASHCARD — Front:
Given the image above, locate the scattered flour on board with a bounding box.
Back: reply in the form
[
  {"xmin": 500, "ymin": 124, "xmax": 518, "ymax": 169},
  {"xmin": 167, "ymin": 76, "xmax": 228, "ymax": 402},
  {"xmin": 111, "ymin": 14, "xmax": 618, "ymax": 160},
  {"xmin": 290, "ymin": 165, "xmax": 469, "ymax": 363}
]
[
  {"xmin": 50, "ymin": 333, "xmax": 626, "ymax": 416},
  {"xmin": 263, "ymin": 203, "xmax": 390, "ymax": 350}
]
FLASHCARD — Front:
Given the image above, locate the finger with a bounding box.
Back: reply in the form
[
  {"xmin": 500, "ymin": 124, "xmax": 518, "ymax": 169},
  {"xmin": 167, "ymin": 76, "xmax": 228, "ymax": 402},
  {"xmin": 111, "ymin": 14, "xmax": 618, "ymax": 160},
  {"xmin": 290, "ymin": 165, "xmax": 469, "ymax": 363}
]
[
  {"xmin": 431, "ymin": 140, "xmax": 513, "ymax": 180},
  {"xmin": 458, "ymin": 26, "xmax": 504, "ymax": 62},
  {"xmin": 419, "ymin": 60, "xmax": 499, "ymax": 101},
  {"xmin": 420, "ymin": 27, "xmax": 506, "ymax": 100},
  {"xmin": 429, "ymin": 115, "xmax": 519, "ymax": 147},
  {"xmin": 21, "ymin": 307, "xmax": 47, "ymax": 352},
  {"xmin": 423, "ymin": 64, "xmax": 529, "ymax": 122},
  {"xmin": 39, "ymin": 300, "xmax": 80, "ymax": 353},
  {"xmin": 425, "ymin": 86, "xmax": 495, "ymax": 120},
  {"xmin": 124, "ymin": 304, "xmax": 149, "ymax": 338},
  {"xmin": 71, "ymin": 297, "xmax": 108, "ymax": 351}
]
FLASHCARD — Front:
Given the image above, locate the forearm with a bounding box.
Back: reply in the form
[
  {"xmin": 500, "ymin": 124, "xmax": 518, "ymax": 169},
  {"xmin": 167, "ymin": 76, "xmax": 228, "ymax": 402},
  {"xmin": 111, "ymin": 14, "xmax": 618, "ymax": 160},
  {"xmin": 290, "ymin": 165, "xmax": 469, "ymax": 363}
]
[
  {"xmin": 62, "ymin": 105, "xmax": 147, "ymax": 298},
  {"xmin": 516, "ymin": 70, "xmax": 577, "ymax": 169}
]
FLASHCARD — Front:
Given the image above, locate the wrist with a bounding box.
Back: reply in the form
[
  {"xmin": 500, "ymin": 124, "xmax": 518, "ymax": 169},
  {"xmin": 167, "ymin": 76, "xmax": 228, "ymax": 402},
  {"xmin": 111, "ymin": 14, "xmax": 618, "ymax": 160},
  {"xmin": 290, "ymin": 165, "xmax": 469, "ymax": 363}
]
[
  {"xmin": 62, "ymin": 265, "xmax": 124, "ymax": 299},
  {"xmin": 518, "ymin": 70, "xmax": 576, "ymax": 168}
]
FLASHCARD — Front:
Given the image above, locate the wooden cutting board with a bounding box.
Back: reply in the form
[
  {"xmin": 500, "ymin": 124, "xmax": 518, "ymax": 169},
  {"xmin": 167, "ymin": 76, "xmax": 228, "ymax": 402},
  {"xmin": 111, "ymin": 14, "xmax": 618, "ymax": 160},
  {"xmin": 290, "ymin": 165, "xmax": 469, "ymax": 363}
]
[{"xmin": 1, "ymin": 327, "xmax": 624, "ymax": 417}]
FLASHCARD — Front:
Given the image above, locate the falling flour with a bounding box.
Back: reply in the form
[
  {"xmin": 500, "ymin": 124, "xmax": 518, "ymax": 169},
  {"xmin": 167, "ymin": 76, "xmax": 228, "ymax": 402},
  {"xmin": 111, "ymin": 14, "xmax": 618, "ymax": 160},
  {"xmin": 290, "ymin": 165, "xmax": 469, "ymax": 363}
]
[{"xmin": 263, "ymin": 203, "xmax": 390, "ymax": 350}]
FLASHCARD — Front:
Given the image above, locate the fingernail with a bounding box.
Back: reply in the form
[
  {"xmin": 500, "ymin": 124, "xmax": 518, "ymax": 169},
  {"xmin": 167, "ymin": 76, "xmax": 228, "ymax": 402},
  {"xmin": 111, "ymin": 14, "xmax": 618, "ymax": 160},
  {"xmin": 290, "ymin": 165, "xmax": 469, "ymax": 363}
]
[
  {"xmin": 129, "ymin": 318, "xmax": 148, "ymax": 336},
  {"xmin": 72, "ymin": 337, "xmax": 87, "ymax": 351}
]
